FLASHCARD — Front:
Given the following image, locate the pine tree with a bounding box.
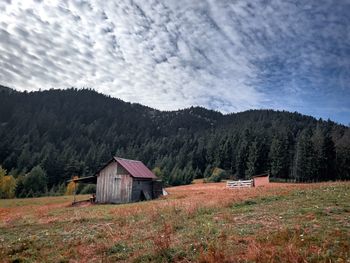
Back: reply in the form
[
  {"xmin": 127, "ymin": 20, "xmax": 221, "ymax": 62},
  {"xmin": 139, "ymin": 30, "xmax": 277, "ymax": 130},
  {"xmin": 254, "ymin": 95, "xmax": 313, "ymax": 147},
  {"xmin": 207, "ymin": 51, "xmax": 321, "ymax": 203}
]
[
  {"xmin": 203, "ymin": 165, "xmax": 212, "ymax": 178},
  {"xmin": 218, "ymin": 138, "xmax": 232, "ymax": 170},
  {"xmin": 15, "ymin": 176, "xmax": 25, "ymax": 197},
  {"xmin": 184, "ymin": 164, "xmax": 195, "ymax": 184},
  {"xmin": 235, "ymin": 140, "xmax": 248, "ymax": 179},
  {"xmin": 269, "ymin": 136, "xmax": 289, "ymax": 179},
  {"xmin": 246, "ymin": 141, "xmax": 259, "ymax": 179},
  {"xmin": 311, "ymin": 126, "xmax": 326, "ymax": 181},
  {"xmin": 323, "ymin": 132, "xmax": 336, "ymax": 180},
  {"xmin": 294, "ymin": 129, "xmax": 317, "ymax": 182},
  {"xmin": 194, "ymin": 167, "xmax": 201, "ymax": 179},
  {"xmin": 335, "ymin": 128, "xmax": 350, "ymax": 180},
  {"xmin": 17, "ymin": 146, "xmax": 31, "ymax": 171}
]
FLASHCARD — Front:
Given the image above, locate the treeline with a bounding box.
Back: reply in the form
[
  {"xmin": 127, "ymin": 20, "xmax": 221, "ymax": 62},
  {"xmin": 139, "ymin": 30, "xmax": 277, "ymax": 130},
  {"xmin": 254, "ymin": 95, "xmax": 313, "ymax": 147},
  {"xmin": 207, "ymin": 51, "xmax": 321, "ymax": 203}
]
[
  {"xmin": 151, "ymin": 121, "xmax": 349, "ymax": 185},
  {"xmin": 0, "ymin": 165, "xmax": 61, "ymax": 198},
  {"xmin": 0, "ymin": 165, "xmax": 95, "ymax": 198},
  {"xmin": 0, "ymin": 87, "xmax": 349, "ymax": 197}
]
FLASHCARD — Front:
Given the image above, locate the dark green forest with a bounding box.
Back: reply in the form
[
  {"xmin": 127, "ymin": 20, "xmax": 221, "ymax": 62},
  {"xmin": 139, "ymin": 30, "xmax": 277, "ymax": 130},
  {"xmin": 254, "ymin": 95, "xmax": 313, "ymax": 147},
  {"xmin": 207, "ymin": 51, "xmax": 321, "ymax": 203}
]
[{"xmin": 0, "ymin": 86, "xmax": 349, "ymax": 197}]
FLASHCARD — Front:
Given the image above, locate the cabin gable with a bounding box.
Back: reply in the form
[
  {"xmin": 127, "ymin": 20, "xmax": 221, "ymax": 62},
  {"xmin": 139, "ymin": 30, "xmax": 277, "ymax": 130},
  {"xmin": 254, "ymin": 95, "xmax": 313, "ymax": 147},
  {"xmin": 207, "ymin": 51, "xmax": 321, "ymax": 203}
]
[
  {"xmin": 96, "ymin": 161, "xmax": 133, "ymax": 204},
  {"xmin": 93, "ymin": 156, "xmax": 161, "ymax": 204}
]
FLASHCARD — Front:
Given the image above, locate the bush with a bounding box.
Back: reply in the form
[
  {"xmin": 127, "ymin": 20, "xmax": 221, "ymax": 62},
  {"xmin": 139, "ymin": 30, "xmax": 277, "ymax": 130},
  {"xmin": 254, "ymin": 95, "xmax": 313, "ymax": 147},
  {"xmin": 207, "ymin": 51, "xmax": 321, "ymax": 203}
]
[
  {"xmin": 22, "ymin": 166, "xmax": 48, "ymax": 196},
  {"xmin": 65, "ymin": 176, "xmax": 78, "ymax": 195},
  {"xmin": 0, "ymin": 175, "xmax": 16, "ymax": 198},
  {"xmin": 204, "ymin": 167, "xmax": 226, "ymax": 183},
  {"xmin": 79, "ymin": 184, "xmax": 96, "ymax": 194}
]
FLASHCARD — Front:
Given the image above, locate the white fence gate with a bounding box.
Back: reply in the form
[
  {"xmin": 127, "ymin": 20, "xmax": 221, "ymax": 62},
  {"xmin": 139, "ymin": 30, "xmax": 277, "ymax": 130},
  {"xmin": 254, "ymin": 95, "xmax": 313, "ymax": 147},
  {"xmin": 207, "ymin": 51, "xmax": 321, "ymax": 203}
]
[{"xmin": 226, "ymin": 179, "xmax": 253, "ymax": 188}]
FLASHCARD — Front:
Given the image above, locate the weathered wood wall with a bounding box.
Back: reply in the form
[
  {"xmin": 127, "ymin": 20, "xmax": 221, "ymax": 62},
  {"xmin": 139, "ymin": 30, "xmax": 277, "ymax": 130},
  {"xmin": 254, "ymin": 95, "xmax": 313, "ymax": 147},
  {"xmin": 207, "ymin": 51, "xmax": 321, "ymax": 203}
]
[
  {"xmin": 131, "ymin": 179, "xmax": 153, "ymax": 202},
  {"xmin": 96, "ymin": 161, "xmax": 133, "ymax": 203},
  {"xmin": 152, "ymin": 180, "xmax": 163, "ymax": 199},
  {"xmin": 95, "ymin": 160, "xmax": 162, "ymax": 204},
  {"xmin": 253, "ymin": 176, "xmax": 269, "ymax": 187}
]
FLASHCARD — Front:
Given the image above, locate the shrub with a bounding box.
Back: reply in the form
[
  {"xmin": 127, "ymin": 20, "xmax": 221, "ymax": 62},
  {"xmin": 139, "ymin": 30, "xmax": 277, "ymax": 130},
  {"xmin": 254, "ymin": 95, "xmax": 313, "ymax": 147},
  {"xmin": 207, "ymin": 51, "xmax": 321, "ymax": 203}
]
[
  {"xmin": 21, "ymin": 166, "xmax": 48, "ymax": 196},
  {"xmin": 0, "ymin": 175, "xmax": 16, "ymax": 198},
  {"xmin": 79, "ymin": 184, "xmax": 96, "ymax": 194},
  {"xmin": 65, "ymin": 176, "xmax": 78, "ymax": 195},
  {"xmin": 204, "ymin": 168, "xmax": 226, "ymax": 183}
]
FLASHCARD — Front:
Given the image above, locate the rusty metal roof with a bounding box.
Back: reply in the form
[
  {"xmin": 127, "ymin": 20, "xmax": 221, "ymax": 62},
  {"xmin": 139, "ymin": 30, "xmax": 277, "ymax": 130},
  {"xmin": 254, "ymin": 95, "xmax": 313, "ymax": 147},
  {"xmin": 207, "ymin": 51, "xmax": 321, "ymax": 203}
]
[{"xmin": 114, "ymin": 157, "xmax": 157, "ymax": 179}]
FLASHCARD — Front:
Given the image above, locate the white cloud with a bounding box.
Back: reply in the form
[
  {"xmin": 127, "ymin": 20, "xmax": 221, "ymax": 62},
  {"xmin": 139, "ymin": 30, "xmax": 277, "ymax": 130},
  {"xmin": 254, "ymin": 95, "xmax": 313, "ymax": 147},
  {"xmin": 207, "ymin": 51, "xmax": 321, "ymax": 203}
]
[{"xmin": 0, "ymin": 0, "xmax": 349, "ymax": 116}]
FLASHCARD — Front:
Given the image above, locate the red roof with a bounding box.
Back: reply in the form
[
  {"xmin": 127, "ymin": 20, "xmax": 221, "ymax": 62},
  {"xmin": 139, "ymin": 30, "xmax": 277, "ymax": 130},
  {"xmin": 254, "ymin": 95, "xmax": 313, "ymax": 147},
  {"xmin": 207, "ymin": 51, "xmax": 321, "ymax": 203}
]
[
  {"xmin": 252, "ymin": 173, "xmax": 269, "ymax": 178},
  {"xmin": 114, "ymin": 157, "xmax": 157, "ymax": 179}
]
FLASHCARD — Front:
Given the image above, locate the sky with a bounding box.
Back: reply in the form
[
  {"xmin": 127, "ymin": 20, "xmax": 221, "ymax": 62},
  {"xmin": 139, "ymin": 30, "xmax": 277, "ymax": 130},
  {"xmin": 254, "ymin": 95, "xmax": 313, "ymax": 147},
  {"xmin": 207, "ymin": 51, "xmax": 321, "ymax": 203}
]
[{"xmin": 0, "ymin": 0, "xmax": 349, "ymax": 125}]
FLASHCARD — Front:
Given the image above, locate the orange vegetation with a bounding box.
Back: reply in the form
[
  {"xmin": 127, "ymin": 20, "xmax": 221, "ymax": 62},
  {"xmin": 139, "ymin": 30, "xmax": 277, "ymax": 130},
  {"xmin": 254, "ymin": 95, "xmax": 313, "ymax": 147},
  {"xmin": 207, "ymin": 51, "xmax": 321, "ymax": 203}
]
[{"xmin": 0, "ymin": 181, "xmax": 349, "ymax": 262}]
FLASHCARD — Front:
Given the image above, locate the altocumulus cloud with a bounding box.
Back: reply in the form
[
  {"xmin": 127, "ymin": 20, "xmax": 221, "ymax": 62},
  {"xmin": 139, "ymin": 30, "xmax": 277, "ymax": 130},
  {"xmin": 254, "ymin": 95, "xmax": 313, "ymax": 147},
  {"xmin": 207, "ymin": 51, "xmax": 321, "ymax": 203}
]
[{"xmin": 0, "ymin": 0, "xmax": 349, "ymax": 123}]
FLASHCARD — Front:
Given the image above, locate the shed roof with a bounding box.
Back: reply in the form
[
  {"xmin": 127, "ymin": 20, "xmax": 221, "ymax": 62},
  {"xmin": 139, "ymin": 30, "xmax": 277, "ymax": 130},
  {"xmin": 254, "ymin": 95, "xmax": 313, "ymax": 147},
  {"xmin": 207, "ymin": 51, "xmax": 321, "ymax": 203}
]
[
  {"xmin": 66, "ymin": 175, "xmax": 97, "ymax": 184},
  {"xmin": 114, "ymin": 157, "xmax": 157, "ymax": 179},
  {"xmin": 252, "ymin": 173, "xmax": 269, "ymax": 178}
]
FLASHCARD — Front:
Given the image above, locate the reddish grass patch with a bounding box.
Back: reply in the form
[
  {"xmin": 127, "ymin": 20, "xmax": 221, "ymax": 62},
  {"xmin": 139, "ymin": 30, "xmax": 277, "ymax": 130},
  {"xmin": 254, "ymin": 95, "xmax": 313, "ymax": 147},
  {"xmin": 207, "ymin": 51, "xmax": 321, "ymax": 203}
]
[{"xmin": 1, "ymin": 181, "xmax": 349, "ymax": 262}]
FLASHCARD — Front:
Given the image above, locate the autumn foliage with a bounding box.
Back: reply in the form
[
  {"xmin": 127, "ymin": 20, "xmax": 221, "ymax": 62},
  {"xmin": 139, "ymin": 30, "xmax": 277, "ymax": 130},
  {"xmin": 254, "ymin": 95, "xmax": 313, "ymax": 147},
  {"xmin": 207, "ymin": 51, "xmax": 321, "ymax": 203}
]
[
  {"xmin": 65, "ymin": 176, "xmax": 78, "ymax": 195},
  {"xmin": 0, "ymin": 166, "xmax": 16, "ymax": 198}
]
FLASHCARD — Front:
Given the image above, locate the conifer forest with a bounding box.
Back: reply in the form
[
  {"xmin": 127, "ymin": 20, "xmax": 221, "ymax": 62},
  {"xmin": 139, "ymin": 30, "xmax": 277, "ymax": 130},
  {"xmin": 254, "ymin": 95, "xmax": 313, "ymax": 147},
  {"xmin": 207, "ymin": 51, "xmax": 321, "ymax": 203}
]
[{"xmin": 0, "ymin": 87, "xmax": 349, "ymax": 197}]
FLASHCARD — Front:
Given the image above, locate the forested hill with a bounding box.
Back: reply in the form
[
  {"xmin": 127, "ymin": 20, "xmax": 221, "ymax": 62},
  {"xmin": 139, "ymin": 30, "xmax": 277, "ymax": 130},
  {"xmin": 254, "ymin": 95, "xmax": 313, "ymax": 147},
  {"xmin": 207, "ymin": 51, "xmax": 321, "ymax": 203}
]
[{"xmin": 0, "ymin": 87, "xmax": 349, "ymax": 191}]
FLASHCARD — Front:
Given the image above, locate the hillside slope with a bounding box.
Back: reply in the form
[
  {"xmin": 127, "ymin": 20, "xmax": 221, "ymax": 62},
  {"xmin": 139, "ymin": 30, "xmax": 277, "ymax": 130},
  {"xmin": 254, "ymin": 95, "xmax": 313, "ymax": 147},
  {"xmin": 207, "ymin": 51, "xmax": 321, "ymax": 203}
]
[
  {"xmin": 0, "ymin": 87, "xmax": 349, "ymax": 189},
  {"xmin": 1, "ymin": 182, "xmax": 349, "ymax": 262}
]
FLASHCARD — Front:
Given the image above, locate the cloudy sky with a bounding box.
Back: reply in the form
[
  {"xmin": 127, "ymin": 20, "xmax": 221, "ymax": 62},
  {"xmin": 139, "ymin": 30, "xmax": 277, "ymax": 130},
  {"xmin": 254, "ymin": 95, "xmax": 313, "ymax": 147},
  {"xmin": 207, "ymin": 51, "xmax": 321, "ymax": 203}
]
[{"xmin": 0, "ymin": 0, "xmax": 349, "ymax": 124}]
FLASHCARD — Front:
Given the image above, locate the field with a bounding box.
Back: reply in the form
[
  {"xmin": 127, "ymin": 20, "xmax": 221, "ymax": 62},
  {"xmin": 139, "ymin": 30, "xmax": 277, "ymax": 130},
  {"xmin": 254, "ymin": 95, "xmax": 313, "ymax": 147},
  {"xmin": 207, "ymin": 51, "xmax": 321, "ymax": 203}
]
[{"xmin": 1, "ymin": 181, "xmax": 350, "ymax": 262}]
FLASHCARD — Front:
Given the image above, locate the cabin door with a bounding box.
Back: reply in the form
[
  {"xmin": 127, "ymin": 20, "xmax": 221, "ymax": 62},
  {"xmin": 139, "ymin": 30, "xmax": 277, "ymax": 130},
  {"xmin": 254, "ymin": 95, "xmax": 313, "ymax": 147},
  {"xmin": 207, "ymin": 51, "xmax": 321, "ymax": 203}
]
[{"xmin": 111, "ymin": 175, "xmax": 121, "ymax": 203}]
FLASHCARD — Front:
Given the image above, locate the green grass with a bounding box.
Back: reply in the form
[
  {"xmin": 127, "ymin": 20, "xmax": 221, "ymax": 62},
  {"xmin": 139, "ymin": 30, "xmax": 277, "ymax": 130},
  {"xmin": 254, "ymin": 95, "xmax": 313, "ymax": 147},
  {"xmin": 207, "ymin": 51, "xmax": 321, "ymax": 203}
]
[{"xmin": 0, "ymin": 183, "xmax": 349, "ymax": 262}]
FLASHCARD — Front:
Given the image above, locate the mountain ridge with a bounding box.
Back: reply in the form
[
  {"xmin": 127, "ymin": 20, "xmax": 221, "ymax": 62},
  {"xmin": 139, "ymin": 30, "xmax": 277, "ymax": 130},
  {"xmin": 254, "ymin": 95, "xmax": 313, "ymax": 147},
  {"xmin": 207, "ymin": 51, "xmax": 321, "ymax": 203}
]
[
  {"xmin": 1, "ymin": 84, "xmax": 344, "ymax": 126},
  {"xmin": 0, "ymin": 87, "xmax": 349, "ymax": 190}
]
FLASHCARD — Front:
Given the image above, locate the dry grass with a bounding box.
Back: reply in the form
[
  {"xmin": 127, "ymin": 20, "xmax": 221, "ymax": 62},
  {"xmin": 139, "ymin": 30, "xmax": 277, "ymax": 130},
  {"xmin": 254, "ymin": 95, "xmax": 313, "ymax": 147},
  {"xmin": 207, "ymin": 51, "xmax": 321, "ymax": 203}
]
[{"xmin": 0, "ymin": 181, "xmax": 349, "ymax": 262}]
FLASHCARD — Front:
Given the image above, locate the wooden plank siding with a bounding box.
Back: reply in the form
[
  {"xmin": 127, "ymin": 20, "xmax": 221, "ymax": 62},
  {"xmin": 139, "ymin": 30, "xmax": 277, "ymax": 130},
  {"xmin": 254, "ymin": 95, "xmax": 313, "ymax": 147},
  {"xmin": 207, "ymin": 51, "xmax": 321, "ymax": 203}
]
[
  {"xmin": 95, "ymin": 158, "xmax": 161, "ymax": 204},
  {"xmin": 131, "ymin": 180, "xmax": 154, "ymax": 202},
  {"xmin": 96, "ymin": 161, "xmax": 133, "ymax": 204}
]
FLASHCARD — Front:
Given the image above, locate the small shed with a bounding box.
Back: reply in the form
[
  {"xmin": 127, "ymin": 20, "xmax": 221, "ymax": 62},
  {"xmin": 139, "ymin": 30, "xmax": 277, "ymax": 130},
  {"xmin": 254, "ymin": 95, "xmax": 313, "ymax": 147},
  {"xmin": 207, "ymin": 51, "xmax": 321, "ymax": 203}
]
[
  {"xmin": 252, "ymin": 173, "xmax": 270, "ymax": 187},
  {"xmin": 95, "ymin": 157, "xmax": 162, "ymax": 204}
]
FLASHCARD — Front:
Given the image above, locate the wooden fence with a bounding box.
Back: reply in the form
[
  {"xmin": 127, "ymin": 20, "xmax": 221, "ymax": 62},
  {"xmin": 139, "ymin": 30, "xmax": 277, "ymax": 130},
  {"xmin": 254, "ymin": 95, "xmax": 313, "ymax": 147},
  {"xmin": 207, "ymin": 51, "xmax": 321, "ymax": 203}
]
[{"xmin": 226, "ymin": 179, "xmax": 253, "ymax": 188}]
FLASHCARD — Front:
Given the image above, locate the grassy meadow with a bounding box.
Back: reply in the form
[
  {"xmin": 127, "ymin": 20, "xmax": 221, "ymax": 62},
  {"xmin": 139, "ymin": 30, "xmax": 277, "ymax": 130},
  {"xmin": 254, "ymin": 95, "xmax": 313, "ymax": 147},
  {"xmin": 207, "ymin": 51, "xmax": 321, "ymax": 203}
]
[{"xmin": 1, "ymin": 181, "xmax": 350, "ymax": 262}]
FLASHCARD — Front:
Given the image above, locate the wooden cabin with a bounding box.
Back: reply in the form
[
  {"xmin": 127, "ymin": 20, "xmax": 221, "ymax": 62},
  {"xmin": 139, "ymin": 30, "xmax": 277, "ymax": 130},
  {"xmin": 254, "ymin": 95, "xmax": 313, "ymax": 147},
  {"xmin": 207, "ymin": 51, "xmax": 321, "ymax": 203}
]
[
  {"xmin": 94, "ymin": 157, "xmax": 162, "ymax": 204},
  {"xmin": 67, "ymin": 157, "xmax": 163, "ymax": 204}
]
